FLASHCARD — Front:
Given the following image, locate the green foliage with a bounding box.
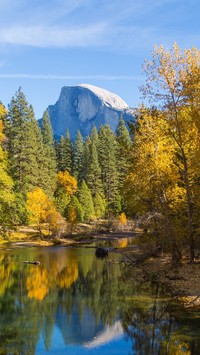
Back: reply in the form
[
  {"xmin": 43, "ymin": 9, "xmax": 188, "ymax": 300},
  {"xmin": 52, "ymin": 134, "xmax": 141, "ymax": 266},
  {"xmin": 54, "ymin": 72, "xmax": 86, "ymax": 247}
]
[
  {"xmin": 65, "ymin": 195, "xmax": 84, "ymax": 223},
  {"xmin": 78, "ymin": 180, "xmax": 95, "ymax": 222},
  {"xmin": 41, "ymin": 110, "xmax": 57, "ymax": 196},
  {"xmin": 11, "ymin": 192, "xmax": 28, "ymax": 225},
  {"xmin": 93, "ymin": 193, "xmax": 106, "ymax": 219},
  {"xmin": 98, "ymin": 125, "xmax": 120, "ymax": 214},
  {"xmin": 85, "ymin": 140, "xmax": 103, "ymax": 196},
  {"xmin": 56, "ymin": 129, "xmax": 72, "ymax": 173},
  {"xmin": 116, "ymin": 116, "xmax": 132, "ymax": 194},
  {"xmin": 73, "ymin": 130, "xmax": 84, "ymax": 182},
  {"xmin": 6, "ymin": 89, "xmax": 38, "ymax": 193}
]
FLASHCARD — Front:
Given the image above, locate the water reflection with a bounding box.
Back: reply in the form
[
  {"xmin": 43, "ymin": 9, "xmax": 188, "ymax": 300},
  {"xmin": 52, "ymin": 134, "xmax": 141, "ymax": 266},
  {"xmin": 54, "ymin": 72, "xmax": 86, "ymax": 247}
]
[{"xmin": 0, "ymin": 247, "xmax": 199, "ymax": 354}]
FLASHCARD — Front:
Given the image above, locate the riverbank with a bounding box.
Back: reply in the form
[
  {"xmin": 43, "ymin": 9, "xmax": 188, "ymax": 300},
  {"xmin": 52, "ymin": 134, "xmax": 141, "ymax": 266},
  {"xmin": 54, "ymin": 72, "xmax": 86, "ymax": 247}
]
[{"xmin": 126, "ymin": 253, "xmax": 200, "ymax": 307}]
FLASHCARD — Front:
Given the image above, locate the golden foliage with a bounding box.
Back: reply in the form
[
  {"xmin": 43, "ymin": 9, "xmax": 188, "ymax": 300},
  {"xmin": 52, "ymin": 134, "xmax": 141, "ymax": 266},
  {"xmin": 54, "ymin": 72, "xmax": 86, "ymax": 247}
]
[
  {"xmin": 26, "ymin": 187, "xmax": 62, "ymax": 236},
  {"xmin": 46, "ymin": 204, "xmax": 65, "ymax": 235},
  {"xmin": 119, "ymin": 212, "xmax": 127, "ymax": 225},
  {"xmin": 68, "ymin": 206, "xmax": 77, "ymax": 224},
  {"xmin": 27, "ymin": 266, "xmax": 49, "ymax": 301},
  {"xmin": 27, "ymin": 187, "xmax": 50, "ymax": 224},
  {"xmin": 115, "ymin": 238, "xmax": 128, "ymax": 248},
  {"xmin": 57, "ymin": 171, "xmax": 77, "ymax": 196},
  {"xmin": 57, "ymin": 259, "xmax": 78, "ymax": 289}
]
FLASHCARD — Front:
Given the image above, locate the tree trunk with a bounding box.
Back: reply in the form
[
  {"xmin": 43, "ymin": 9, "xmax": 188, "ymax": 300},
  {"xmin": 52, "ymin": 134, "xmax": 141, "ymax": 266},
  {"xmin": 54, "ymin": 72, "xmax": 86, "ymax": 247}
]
[{"xmin": 182, "ymin": 154, "xmax": 195, "ymax": 262}]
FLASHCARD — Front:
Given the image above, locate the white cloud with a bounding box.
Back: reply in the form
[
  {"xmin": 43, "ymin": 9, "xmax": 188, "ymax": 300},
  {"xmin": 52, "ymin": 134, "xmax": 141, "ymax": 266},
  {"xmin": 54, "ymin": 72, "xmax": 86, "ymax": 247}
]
[
  {"xmin": 0, "ymin": 0, "xmax": 198, "ymax": 51},
  {"xmin": 0, "ymin": 24, "xmax": 107, "ymax": 47}
]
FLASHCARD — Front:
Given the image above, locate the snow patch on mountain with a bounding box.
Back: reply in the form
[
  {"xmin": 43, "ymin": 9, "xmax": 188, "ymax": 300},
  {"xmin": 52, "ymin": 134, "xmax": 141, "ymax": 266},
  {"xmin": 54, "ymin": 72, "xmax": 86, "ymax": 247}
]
[{"xmin": 79, "ymin": 84, "xmax": 129, "ymax": 110}]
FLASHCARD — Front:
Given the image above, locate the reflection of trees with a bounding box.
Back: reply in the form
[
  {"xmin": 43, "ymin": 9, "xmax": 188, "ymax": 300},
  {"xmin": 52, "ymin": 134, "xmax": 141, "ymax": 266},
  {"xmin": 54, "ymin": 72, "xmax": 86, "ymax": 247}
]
[
  {"xmin": 0, "ymin": 254, "xmax": 15, "ymax": 297},
  {"xmin": 27, "ymin": 266, "xmax": 49, "ymax": 301},
  {"xmin": 0, "ymin": 248, "xmax": 200, "ymax": 353},
  {"xmin": 119, "ymin": 275, "xmax": 200, "ymax": 355},
  {"xmin": 121, "ymin": 282, "xmax": 172, "ymax": 354},
  {"xmin": 113, "ymin": 238, "xmax": 128, "ymax": 248},
  {"xmin": 57, "ymin": 259, "xmax": 78, "ymax": 289}
]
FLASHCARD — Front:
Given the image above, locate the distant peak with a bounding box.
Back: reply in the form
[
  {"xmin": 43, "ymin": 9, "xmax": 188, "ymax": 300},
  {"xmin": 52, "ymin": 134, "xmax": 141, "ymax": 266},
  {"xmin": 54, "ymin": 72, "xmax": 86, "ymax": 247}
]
[{"xmin": 78, "ymin": 84, "xmax": 129, "ymax": 110}]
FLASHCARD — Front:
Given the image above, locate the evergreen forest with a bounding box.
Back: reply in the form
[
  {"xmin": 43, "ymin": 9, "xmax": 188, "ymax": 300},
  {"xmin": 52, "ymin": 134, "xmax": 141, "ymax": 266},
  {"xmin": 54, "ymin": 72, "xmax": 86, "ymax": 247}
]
[{"xmin": 0, "ymin": 44, "xmax": 199, "ymax": 263}]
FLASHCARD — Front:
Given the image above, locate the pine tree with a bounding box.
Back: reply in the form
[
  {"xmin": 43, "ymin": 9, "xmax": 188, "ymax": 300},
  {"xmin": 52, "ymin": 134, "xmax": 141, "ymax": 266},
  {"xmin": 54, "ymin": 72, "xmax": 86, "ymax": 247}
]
[
  {"xmin": 41, "ymin": 110, "xmax": 57, "ymax": 196},
  {"xmin": 98, "ymin": 125, "xmax": 120, "ymax": 214},
  {"xmin": 73, "ymin": 130, "xmax": 84, "ymax": 182},
  {"xmin": 58, "ymin": 129, "xmax": 72, "ymax": 173},
  {"xmin": 82, "ymin": 136, "xmax": 91, "ymax": 182},
  {"xmin": 93, "ymin": 193, "xmax": 106, "ymax": 219},
  {"xmin": 116, "ymin": 116, "xmax": 132, "ymax": 209},
  {"xmin": 86, "ymin": 140, "xmax": 103, "ymax": 197},
  {"xmin": 6, "ymin": 88, "xmax": 43, "ymax": 194},
  {"xmin": 90, "ymin": 126, "xmax": 99, "ymax": 145},
  {"xmin": 78, "ymin": 180, "xmax": 95, "ymax": 222}
]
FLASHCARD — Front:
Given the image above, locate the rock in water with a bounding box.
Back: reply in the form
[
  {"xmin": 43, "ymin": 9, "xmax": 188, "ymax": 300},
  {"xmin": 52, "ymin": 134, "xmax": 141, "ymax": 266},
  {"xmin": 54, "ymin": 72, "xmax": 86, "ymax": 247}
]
[{"xmin": 95, "ymin": 247, "xmax": 109, "ymax": 259}]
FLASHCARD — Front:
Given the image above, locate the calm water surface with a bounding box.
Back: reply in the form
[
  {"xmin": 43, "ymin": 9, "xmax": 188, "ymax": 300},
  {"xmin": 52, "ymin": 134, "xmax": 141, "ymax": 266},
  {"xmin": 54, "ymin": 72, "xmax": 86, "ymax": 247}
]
[{"xmin": 0, "ymin": 244, "xmax": 200, "ymax": 354}]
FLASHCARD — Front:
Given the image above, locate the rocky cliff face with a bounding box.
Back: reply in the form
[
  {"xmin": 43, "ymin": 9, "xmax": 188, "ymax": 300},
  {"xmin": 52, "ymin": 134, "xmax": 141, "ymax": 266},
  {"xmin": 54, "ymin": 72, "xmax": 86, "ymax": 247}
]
[{"xmin": 47, "ymin": 84, "xmax": 135, "ymax": 139}]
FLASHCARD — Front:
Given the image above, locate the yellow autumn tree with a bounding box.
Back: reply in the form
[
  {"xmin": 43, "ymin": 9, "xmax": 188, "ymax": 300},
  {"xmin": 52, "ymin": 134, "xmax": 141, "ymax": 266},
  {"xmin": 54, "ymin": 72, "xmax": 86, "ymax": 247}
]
[
  {"xmin": 55, "ymin": 171, "xmax": 77, "ymax": 214},
  {"xmin": 118, "ymin": 212, "xmax": 127, "ymax": 231},
  {"xmin": 0, "ymin": 104, "xmax": 15, "ymax": 234},
  {"xmin": 26, "ymin": 187, "xmax": 62, "ymax": 238},
  {"xmin": 46, "ymin": 204, "xmax": 66, "ymax": 237},
  {"xmin": 119, "ymin": 212, "xmax": 127, "ymax": 225},
  {"xmin": 126, "ymin": 109, "xmax": 185, "ymax": 261},
  {"xmin": 140, "ymin": 44, "xmax": 200, "ymax": 262}
]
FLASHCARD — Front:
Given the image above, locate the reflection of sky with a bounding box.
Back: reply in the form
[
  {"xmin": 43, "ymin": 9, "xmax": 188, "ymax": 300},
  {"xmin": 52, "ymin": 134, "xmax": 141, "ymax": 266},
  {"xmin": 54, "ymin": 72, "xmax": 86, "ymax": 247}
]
[{"xmin": 36, "ymin": 324, "xmax": 132, "ymax": 354}]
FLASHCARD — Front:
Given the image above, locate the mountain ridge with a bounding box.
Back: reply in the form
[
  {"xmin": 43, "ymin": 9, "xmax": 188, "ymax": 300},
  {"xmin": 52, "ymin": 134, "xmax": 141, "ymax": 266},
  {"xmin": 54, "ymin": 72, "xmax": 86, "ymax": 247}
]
[{"xmin": 46, "ymin": 84, "xmax": 136, "ymax": 139}]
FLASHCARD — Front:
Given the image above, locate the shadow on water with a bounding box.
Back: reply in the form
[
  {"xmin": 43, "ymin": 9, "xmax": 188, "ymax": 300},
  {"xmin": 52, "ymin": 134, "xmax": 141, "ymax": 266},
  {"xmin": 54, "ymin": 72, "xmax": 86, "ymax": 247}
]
[{"xmin": 0, "ymin": 246, "xmax": 200, "ymax": 354}]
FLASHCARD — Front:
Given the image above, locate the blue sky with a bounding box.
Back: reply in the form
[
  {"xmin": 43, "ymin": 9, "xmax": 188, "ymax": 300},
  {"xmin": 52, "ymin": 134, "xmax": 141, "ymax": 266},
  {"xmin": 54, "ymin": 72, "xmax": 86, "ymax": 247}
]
[{"xmin": 0, "ymin": 0, "xmax": 199, "ymax": 119}]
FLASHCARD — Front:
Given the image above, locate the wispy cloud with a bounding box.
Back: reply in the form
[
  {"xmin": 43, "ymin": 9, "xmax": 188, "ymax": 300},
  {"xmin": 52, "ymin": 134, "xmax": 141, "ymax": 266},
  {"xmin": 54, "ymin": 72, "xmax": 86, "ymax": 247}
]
[
  {"xmin": 0, "ymin": 24, "xmax": 107, "ymax": 47},
  {"xmin": 0, "ymin": 0, "xmax": 198, "ymax": 51},
  {"xmin": 0, "ymin": 73, "xmax": 142, "ymax": 80}
]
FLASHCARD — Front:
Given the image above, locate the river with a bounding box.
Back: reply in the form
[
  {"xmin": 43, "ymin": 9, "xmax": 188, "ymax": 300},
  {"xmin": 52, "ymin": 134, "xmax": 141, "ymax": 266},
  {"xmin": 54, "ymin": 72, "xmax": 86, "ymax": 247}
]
[{"xmin": 0, "ymin": 243, "xmax": 200, "ymax": 354}]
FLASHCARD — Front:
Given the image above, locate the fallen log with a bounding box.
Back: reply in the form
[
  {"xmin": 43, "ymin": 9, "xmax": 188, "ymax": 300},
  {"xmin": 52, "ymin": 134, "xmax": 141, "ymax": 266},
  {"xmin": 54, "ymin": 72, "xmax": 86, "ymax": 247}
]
[{"xmin": 23, "ymin": 261, "xmax": 40, "ymax": 265}]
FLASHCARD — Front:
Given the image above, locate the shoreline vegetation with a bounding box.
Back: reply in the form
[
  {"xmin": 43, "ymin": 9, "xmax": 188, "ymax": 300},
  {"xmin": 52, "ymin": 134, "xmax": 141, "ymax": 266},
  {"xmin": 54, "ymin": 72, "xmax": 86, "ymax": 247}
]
[{"xmin": 1, "ymin": 220, "xmax": 200, "ymax": 307}]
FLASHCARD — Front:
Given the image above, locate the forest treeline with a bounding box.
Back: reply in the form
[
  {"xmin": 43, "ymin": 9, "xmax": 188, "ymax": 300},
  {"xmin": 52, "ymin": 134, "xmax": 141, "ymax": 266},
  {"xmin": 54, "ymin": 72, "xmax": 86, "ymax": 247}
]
[
  {"xmin": 0, "ymin": 44, "xmax": 199, "ymax": 262},
  {"xmin": 0, "ymin": 88, "xmax": 132, "ymax": 235}
]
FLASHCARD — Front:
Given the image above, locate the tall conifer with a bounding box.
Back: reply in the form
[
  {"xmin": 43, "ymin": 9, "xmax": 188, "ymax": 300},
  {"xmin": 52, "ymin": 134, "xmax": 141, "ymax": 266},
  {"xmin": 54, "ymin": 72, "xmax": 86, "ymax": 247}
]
[
  {"xmin": 73, "ymin": 130, "xmax": 84, "ymax": 182},
  {"xmin": 41, "ymin": 110, "xmax": 57, "ymax": 195},
  {"xmin": 78, "ymin": 180, "xmax": 95, "ymax": 222},
  {"xmin": 6, "ymin": 88, "xmax": 43, "ymax": 194},
  {"xmin": 116, "ymin": 116, "xmax": 132, "ymax": 192},
  {"xmin": 58, "ymin": 129, "xmax": 72, "ymax": 173},
  {"xmin": 86, "ymin": 140, "xmax": 103, "ymax": 196},
  {"xmin": 98, "ymin": 125, "xmax": 120, "ymax": 213}
]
